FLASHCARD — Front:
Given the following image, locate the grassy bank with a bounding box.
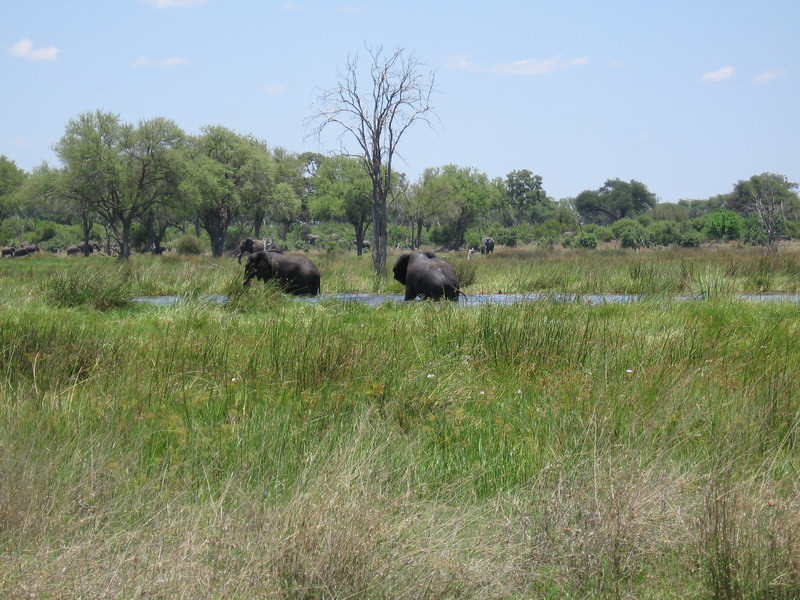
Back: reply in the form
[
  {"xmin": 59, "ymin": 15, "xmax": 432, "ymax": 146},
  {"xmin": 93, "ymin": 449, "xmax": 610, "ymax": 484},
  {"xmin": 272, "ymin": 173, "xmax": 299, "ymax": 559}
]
[{"xmin": 1, "ymin": 248, "xmax": 799, "ymax": 598}]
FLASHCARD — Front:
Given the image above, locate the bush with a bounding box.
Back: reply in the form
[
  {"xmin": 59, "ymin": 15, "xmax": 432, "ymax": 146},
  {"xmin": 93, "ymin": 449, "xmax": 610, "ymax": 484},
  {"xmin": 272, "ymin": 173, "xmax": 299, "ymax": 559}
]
[
  {"xmin": 173, "ymin": 234, "xmax": 206, "ymax": 255},
  {"xmin": 492, "ymin": 228, "xmax": 518, "ymax": 248},
  {"xmin": 679, "ymin": 230, "xmax": 705, "ymax": 247},
  {"xmin": 619, "ymin": 223, "xmax": 649, "ymax": 249},
  {"xmin": 705, "ymin": 210, "xmax": 743, "ymax": 241},
  {"xmin": 575, "ymin": 232, "xmax": 598, "ymax": 249}
]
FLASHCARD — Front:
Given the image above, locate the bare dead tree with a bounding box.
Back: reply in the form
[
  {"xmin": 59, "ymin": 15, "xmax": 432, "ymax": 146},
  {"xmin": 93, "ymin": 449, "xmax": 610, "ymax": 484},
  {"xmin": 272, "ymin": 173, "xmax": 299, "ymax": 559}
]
[
  {"xmin": 750, "ymin": 178, "xmax": 786, "ymax": 254},
  {"xmin": 307, "ymin": 46, "xmax": 436, "ymax": 275}
]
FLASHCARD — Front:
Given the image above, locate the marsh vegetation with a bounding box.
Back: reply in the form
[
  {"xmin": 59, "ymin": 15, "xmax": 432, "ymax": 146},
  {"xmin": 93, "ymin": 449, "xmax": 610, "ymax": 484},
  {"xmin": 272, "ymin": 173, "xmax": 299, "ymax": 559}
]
[{"xmin": 2, "ymin": 247, "xmax": 799, "ymax": 598}]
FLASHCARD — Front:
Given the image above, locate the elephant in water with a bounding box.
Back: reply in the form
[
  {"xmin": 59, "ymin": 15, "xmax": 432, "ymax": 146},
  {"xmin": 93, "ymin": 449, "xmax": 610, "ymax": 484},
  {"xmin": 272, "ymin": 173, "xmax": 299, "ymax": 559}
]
[
  {"xmin": 392, "ymin": 251, "xmax": 463, "ymax": 301},
  {"xmin": 237, "ymin": 237, "xmax": 282, "ymax": 263},
  {"xmin": 243, "ymin": 250, "xmax": 320, "ymax": 296}
]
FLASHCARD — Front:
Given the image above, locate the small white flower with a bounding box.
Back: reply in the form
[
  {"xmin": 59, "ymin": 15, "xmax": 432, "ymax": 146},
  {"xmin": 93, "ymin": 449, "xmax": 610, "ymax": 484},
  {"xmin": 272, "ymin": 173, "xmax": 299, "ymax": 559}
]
[
  {"xmin": 427, "ymin": 373, "xmax": 436, "ymax": 378},
  {"xmin": 625, "ymin": 369, "xmax": 634, "ymax": 374}
]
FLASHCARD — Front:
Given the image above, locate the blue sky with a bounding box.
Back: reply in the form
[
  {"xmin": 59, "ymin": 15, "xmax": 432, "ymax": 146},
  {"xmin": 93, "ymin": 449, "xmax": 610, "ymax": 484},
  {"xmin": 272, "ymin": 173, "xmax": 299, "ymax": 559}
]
[{"xmin": 3, "ymin": 0, "xmax": 798, "ymax": 203}]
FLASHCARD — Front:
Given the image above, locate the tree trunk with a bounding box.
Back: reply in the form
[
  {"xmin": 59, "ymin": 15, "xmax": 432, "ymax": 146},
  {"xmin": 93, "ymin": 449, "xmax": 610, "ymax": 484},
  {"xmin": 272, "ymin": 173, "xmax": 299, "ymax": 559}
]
[{"xmin": 371, "ymin": 196, "xmax": 388, "ymax": 275}]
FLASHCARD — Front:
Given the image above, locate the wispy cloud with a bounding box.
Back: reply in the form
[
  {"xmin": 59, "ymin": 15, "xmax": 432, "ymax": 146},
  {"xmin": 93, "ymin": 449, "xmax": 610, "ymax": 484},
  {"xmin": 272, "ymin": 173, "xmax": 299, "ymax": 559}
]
[
  {"xmin": 282, "ymin": 3, "xmax": 308, "ymax": 11},
  {"xmin": 445, "ymin": 54, "xmax": 588, "ymax": 76},
  {"xmin": 753, "ymin": 69, "xmax": 785, "ymax": 84},
  {"xmin": 263, "ymin": 83, "xmax": 287, "ymax": 95},
  {"xmin": 142, "ymin": 0, "xmax": 207, "ymax": 8},
  {"xmin": 133, "ymin": 56, "xmax": 192, "ymax": 67},
  {"xmin": 701, "ymin": 65, "xmax": 734, "ymax": 82},
  {"xmin": 10, "ymin": 38, "xmax": 60, "ymax": 61}
]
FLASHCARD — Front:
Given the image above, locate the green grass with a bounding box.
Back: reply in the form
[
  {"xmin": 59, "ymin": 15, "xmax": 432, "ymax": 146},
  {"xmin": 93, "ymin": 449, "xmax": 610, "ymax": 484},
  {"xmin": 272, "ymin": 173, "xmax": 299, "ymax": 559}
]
[{"xmin": 1, "ymin": 246, "xmax": 800, "ymax": 598}]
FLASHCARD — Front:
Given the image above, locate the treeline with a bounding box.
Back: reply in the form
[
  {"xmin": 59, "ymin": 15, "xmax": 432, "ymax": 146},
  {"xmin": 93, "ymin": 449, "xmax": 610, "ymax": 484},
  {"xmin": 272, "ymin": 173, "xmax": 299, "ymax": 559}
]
[{"xmin": 1, "ymin": 110, "xmax": 798, "ymax": 257}]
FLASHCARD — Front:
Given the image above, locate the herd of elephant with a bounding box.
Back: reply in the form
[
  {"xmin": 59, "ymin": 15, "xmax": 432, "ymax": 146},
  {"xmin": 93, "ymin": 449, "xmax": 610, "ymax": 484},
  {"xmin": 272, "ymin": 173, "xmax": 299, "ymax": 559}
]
[
  {"xmin": 1, "ymin": 242, "xmax": 40, "ymax": 257},
  {"xmin": 238, "ymin": 237, "xmax": 465, "ymax": 301}
]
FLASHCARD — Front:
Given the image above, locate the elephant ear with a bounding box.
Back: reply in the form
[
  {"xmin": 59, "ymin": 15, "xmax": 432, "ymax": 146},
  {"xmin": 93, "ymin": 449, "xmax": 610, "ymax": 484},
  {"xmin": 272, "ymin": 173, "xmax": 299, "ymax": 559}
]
[{"xmin": 392, "ymin": 253, "xmax": 411, "ymax": 284}]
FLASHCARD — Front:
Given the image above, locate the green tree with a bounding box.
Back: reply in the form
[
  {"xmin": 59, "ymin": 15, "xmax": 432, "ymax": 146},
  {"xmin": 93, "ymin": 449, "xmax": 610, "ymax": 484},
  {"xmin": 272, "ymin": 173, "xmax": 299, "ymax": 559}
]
[
  {"xmin": 575, "ymin": 178, "xmax": 657, "ymax": 225},
  {"xmin": 309, "ymin": 46, "xmax": 436, "ymax": 275},
  {"xmin": 55, "ymin": 111, "xmax": 185, "ymax": 258},
  {"xmin": 0, "ymin": 156, "xmax": 26, "ymax": 222},
  {"xmin": 422, "ymin": 165, "xmax": 498, "ymax": 250},
  {"xmin": 724, "ymin": 173, "xmax": 798, "ymax": 253},
  {"xmin": 308, "ymin": 155, "xmax": 372, "ymax": 255},
  {"xmin": 504, "ymin": 169, "xmax": 550, "ymax": 224},
  {"xmin": 704, "ymin": 210, "xmax": 743, "ymax": 241},
  {"xmin": 184, "ymin": 126, "xmax": 274, "ymax": 257}
]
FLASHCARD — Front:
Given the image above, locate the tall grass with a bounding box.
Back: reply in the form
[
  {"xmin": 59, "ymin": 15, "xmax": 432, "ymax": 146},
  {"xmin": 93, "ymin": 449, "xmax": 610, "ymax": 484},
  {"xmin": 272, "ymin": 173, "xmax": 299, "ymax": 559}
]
[{"xmin": 1, "ymin": 248, "xmax": 800, "ymax": 598}]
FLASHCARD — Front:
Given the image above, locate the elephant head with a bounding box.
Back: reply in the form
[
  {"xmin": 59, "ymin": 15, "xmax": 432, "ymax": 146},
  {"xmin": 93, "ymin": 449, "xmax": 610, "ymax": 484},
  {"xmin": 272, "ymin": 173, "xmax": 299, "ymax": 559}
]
[
  {"xmin": 243, "ymin": 250, "xmax": 320, "ymax": 296},
  {"xmin": 392, "ymin": 251, "xmax": 463, "ymax": 301},
  {"xmin": 479, "ymin": 236, "xmax": 495, "ymax": 255},
  {"xmin": 237, "ymin": 237, "xmax": 282, "ymax": 263}
]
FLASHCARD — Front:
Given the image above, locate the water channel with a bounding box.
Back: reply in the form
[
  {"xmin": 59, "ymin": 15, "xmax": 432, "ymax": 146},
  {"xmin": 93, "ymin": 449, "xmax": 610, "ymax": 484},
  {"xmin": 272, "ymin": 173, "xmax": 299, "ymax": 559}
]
[{"xmin": 132, "ymin": 292, "xmax": 800, "ymax": 307}]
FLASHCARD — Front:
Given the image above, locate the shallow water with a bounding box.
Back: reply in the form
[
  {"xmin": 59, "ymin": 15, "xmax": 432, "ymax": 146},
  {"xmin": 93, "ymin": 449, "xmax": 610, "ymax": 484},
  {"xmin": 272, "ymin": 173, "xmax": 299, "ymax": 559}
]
[{"xmin": 131, "ymin": 292, "xmax": 800, "ymax": 307}]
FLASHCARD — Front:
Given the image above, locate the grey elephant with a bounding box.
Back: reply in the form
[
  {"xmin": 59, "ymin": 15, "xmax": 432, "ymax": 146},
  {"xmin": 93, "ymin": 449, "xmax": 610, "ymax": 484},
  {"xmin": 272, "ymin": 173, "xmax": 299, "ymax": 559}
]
[
  {"xmin": 13, "ymin": 243, "xmax": 39, "ymax": 257},
  {"xmin": 479, "ymin": 236, "xmax": 495, "ymax": 255},
  {"xmin": 237, "ymin": 237, "xmax": 282, "ymax": 263},
  {"xmin": 392, "ymin": 251, "xmax": 463, "ymax": 301},
  {"xmin": 243, "ymin": 250, "xmax": 320, "ymax": 296}
]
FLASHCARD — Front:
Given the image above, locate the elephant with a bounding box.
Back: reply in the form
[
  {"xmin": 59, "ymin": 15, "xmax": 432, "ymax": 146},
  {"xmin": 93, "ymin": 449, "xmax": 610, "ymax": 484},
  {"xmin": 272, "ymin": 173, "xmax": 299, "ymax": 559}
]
[
  {"xmin": 392, "ymin": 251, "xmax": 463, "ymax": 301},
  {"xmin": 66, "ymin": 241, "xmax": 101, "ymax": 256},
  {"xmin": 243, "ymin": 250, "xmax": 320, "ymax": 296},
  {"xmin": 479, "ymin": 236, "xmax": 495, "ymax": 255},
  {"xmin": 13, "ymin": 244, "xmax": 39, "ymax": 257},
  {"xmin": 1, "ymin": 246, "xmax": 15, "ymax": 257},
  {"xmin": 237, "ymin": 237, "xmax": 282, "ymax": 263}
]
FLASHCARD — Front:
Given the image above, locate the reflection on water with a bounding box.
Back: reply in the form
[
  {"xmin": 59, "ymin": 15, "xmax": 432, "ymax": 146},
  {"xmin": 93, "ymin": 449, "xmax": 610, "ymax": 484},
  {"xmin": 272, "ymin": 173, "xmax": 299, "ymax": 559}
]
[{"xmin": 132, "ymin": 292, "xmax": 800, "ymax": 306}]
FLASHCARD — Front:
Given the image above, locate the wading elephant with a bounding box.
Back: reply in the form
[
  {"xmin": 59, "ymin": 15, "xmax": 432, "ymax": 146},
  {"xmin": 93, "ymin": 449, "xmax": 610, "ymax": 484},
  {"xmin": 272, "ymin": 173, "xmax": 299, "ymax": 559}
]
[
  {"xmin": 479, "ymin": 236, "xmax": 495, "ymax": 255},
  {"xmin": 392, "ymin": 251, "xmax": 463, "ymax": 301},
  {"xmin": 237, "ymin": 237, "xmax": 282, "ymax": 263},
  {"xmin": 243, "ymin": 250, "xmax": 320, "ymax": 296}
]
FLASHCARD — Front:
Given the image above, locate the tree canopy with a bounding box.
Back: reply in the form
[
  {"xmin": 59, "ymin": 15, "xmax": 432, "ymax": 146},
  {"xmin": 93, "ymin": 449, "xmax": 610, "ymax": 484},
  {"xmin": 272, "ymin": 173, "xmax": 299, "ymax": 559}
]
[{"xmin": 575, "ymin": 178, "xmax": 657, "ymax": 225}]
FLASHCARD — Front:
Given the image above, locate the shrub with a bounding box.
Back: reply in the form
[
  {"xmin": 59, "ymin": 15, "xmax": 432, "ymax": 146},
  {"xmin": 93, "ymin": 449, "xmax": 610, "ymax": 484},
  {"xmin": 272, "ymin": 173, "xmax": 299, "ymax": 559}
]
[
  {"xmin": 679, "ymin": 230, "xmax": 705, "ymax": 247},
  {"xmin": 173, "ymin": 234, "xmax": 206, "ymax": 255},
  {"xmin": 575, "ymin": 232, "xmax": 598, "ymax": 249},
  {"xmin": 492, "ymin": 228, "xmax": 518, "ymax": 248},
  {"xmin": 705, "ymin": 210, "xmax": 743, "ymax": 241},
  {"xmin": 619, "ymin": 223, "xmax": 649, "ymax": 249}
]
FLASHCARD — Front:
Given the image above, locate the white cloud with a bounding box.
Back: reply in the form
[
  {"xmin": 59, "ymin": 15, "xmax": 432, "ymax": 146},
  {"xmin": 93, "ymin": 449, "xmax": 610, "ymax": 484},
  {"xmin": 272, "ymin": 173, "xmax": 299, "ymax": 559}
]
[
  {"xmin": 263, "ymin": 83, "xmax": 287, "ymax": 95},
  {"xmin": 10, "ymin": 38, "xmax": 60, "ymax": 61},
  {"xmin": 445, "ymin": 54, "xmax": 588, "ymax": 76},
  {"xmin": 133, "ymin": 56, "xmax": 192, "ymax": 67},
  {"xmin": 142, "ymin": 0, "xmax": 207, "ymax": 7},
  {"xmin": 282, "ymin": 3, "xmax": 308, "ymax": 11},
  {"xmin": 701, "ymin": 65, "xmax": 734, "ymax": 82},
  {"xmin": 753, "ymin": 69, "xmax": 785, "ymax": 84}
]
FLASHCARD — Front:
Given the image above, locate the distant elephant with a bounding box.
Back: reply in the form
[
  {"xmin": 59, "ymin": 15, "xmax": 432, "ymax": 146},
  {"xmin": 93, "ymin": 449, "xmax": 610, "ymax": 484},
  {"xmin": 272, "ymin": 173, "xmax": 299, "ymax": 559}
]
[
  {"xmin": 243, "ymin": 250, "xmax": 320, "ymax": 296},
  {"xmin": 1, "ymin": 246, "xmax": 15, "ymax": 257},
  {"xmin": 13, "ymin": 244, "xmax": 39, "ymax": 257},
  {"xmin": 479, "ymin": 236, "xmax": 495, "ymax": 255},
  {"xmin": 392, "ymin": 251, "xmax": 463, "ymax": 301},
  {"xmin": 66, "ymin": 241, "xmax": 101, "ymax": 256},
  {"xmin": 237, "ymin": 237, "xmax": 282, "ymax": 263}
]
